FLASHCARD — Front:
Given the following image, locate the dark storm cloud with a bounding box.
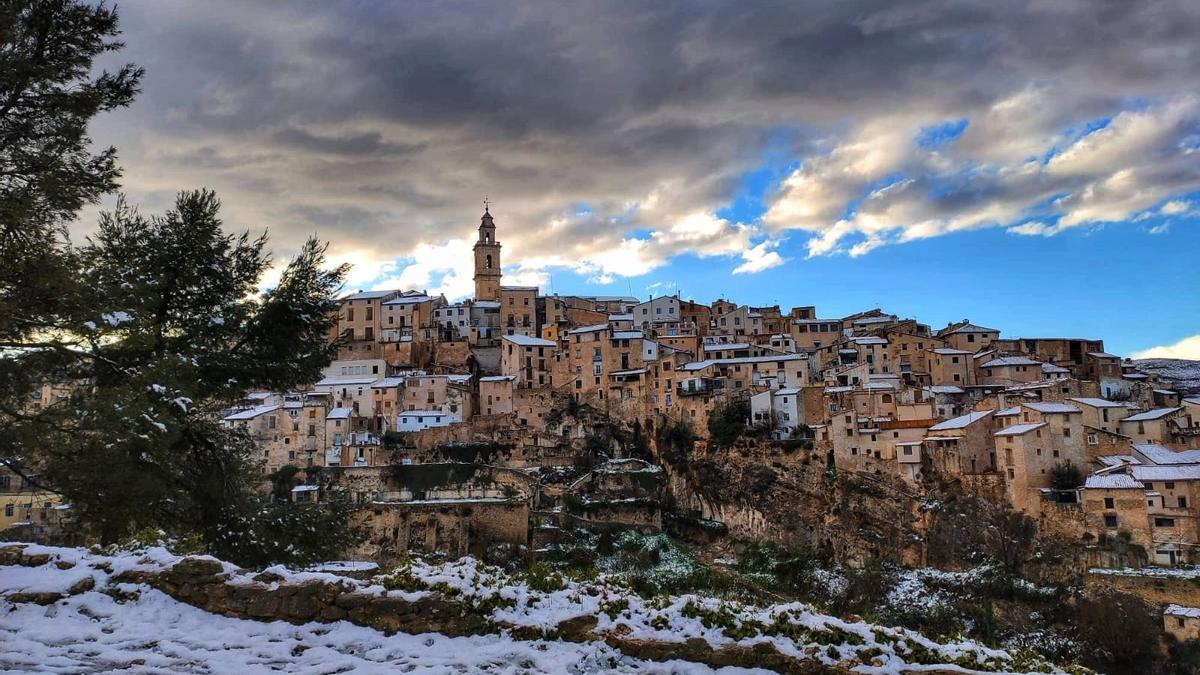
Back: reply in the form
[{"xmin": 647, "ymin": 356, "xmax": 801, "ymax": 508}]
[{"xmin": 87, "ymin": 0, "xmax": 1200, "ymax": 289}]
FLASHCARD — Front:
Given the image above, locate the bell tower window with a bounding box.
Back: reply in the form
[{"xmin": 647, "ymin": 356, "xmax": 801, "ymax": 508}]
[{"xmin": 485, "ymin": 254, "xmax": 493, "ymax": 269}]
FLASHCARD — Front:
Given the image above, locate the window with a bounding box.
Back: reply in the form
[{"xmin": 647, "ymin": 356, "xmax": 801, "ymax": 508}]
[
  {"xmin": 1062, "ymin": 427, "xmax": 1071, "ymax": 438},
  {"xmin": 1180, "ymin": 496, "xmax": 1189, "ymax": 508},
  {"xmin": 3, "ymin": 504, "xmax": 11, "ymax": 517},
  {"xmin": 1103, "ymin": 514, "xmax": 1118, "ymax": 527},
  {"xmin": 1104, "ymin": 497, "xmax": 1114, "ymax": 509},
  {"xmin": 1087, "ymin": 433, "xmax": 1098, "ymax": 445},
  {"xmin": 1166, "ymin": 482, "xmax": 1176, "ymax": 490},
  {"xmin": 1155, "ymin": 517, "xmax": 1176, "ymax": 527}
]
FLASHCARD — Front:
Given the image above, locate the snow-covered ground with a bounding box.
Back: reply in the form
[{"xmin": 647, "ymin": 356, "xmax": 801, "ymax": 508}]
[
  {"xmin": 1, "ymin": 587, "xmax": 744, "ymax": 674},
  {"xmin": 0, "ymin": 543, "xmax": 1075, "ymax": 674},
  {"xmin": 1133, "ymin": 358, "xmax": 1200, "ymax": 394}
]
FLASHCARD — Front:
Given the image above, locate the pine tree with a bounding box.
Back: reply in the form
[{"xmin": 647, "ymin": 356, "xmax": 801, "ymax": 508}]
[{"xmin": 0, "ymin": 3, "xmax": 361, "ymax": 565}]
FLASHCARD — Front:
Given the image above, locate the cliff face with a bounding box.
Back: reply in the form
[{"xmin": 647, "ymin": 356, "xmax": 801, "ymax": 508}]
[{"xmin": 665, "ymin": 440, "xmax": 929, "ymax": 567}]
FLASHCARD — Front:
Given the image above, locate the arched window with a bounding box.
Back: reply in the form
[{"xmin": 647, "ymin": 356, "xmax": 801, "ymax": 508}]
[
  {"xmin": 882, "ymin": 394, "xmax": 893, "ymax": 403},
  {"xmin": 485, "ymin": 254, "xmax": 493, "ymax": 269}
]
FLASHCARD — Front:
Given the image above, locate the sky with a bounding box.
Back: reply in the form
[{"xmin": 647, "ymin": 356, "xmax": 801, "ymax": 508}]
[{"xmin": 81, "ymin": 1, "xmax": 1200, "ymax": 359}]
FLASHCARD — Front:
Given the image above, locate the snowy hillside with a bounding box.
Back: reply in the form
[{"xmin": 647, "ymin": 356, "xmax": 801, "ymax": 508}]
[
  {"xmin": 1133, "ymin": 358, "xmax": 1200, "ymax": 394},
  {"xmin": 0, "ymin": 543, "xmax": 1080, "ymax": 674}
]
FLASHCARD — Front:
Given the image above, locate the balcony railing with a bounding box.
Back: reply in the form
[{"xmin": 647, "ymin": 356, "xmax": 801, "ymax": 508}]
[{"xmin": 677, "ymin": 379, "xmax": 725, "ymax": 396}]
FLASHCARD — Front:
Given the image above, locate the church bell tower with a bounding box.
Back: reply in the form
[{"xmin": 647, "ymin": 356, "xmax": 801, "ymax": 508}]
[{"xmin": 473, "ymin": 202, "xmax": 502, "ymax": 301}]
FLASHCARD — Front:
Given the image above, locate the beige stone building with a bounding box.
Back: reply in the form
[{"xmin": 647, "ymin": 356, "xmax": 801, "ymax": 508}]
[
  {"xmin": 1069, "ymin": 397, "xmax": 1133, "ymax": 435},
  {"xmin": 924, "ymin": 409, "xmax": 996, "ymax": 475},
  {"xmin": 977, "ymin": 356, "xmax": 1042, "ymax": 386},
  {"xmin": 334, "ymin": 290, "xmax": 400, "ymax": 359},
  {"xmin": 500, "ymin": 334, "xmax": 555, "ymax": 388},
  {"xmin": 937, "ymin": 322, "xmax": 1000, "ymax": 352},
  {"xmin": 1165, "ymin": 605, "xmax": 1200, "ymax": 641},
  {"xmin": 1120, "ymin": 407, "xmax": 1192, "ymax": 444},
  {"xmin": 500, "ymin": 286, "xmax": 538, "ymax": 337},
  {"xmin": 930, "ymin": 348, "xmax": 974, "ymax": 386},
  {"xmin": 479, "ymin": 375, "xmax": 516, "ymax": 416}
]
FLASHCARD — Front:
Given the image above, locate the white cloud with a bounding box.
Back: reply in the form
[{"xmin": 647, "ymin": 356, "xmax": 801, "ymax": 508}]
[
  {"xmin": 1132, "ymin": 334, "xmax": 1200, "ymax": 360},
  {"xmin": 1148, "ymin": 223, "xmax": 1170, "ymax": 235},
  {"xmin": 368, "ymin": 239, "xmax": 474, "ymax": 299},
  {"xmin": 732, "ymin": 240, "xmax": 786, "ymax": 274},
  {"xmin": 1161, "ymin": 200, "xmax": 1191, "ymax": 215},
  {"xmin": 761, "ymin": 94, "xmax": 1200, "ymax": 257}
]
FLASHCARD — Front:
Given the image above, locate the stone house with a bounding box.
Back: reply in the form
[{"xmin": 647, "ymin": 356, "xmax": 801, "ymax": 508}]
[
  {"xmin": 499, "ymin": 286, "xmax": 539, "ymax": 337},
  {"xmin": 1165, "ymin": 605, "xmax": 1200, "ymax": 642},
  {"xmin": 500, "ymin": 334, "xmax": 555, "ymax": 388},
  {"xmin": 314, "ymin": 374, "xmax": 380, "ymax": 420},
  {"xmin": 937, "ymin": 322, "xmax": 1000, "ymax": 352},
  {"xmin": 0, "ymin": 466, "xmax": 65, "ymax": 533},
  {"xmin": 1082, "ymin": 472, "xmax": 1153, "ymax": 552},
  {"xmin": 789, "ymin": 317, "xmax": 843, "ymax": 351},
  {"xmin": 1120, "ymin": 407, "xmax": 1191, "ymax": 444},
  {"xmin": 749, "ymin": 387, "xmax": 804, "ymax": 439},
  {"xmin": 380, "ymin": 291, "xmax": 442, "ymax": 345},
  {"xmin": 334, "ymin": 289, "xmax": 399, "ymax": 359},
  {"xmin": 924, "ymin": 409, "xmax": 996, "ymax": 476},
  {"xmin": 978, "ymin": 356, "xmax": 1042, "ymax": 386},
  {"xmin": 930, "ymin": 348, "xmax": 974, "ymax": 386},
  {"xmin": 1070, "ymin": 397, "xmax": 1134, "ymax": 435},
  {"xmin": 633, "ymin": 296, "xmax": 682, "ymax": 330},
  {"xmin": 479, "ymin": 375, "xmax": 516, "ymax": 416}
]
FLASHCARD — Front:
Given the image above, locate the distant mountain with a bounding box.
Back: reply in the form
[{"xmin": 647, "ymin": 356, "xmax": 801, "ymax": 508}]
[{"xmin": 1133, "ymin": 358, "xmax": 1200, "ymax": 395}]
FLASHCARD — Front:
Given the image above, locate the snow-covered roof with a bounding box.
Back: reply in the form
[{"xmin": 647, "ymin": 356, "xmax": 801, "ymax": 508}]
[
  {"xmin": 1095, "ymin": 454, "xmax": 1141, "ymax": 467},
  {"xmin": 851, "ymin": 336, "xmax": 888, "ymax": 345},
  {"xmin": 222, "ymin": 404, "xmax": 280, "ymax": 421},
  {"xmin": 1023, "ymin": 402, "xmax": 1081, "ymax": 414},
  {"xmin": 1185, "ymin": 397, "xmax": 1200, "ymax": 405},
  {"xmin": 1041, "ymin": 363, "xmax": 1071, "ymax": 374},
  {"xmin": 994, "ymin": 422, "xmax": 1047, "ymax": 437},
  {"xmin": 1166, "ymin": 605, "xmax": 1200, "ymax": 618},
  {"xmin": 612, "ymin": 331, "xmax": 644, "ymax": 340},
  {"xmin": 980, "ymin": 356, "xmax": 1041, "ymax": 368},
  {"xmin": 341, "ymin": 289, "xmax": 398, "ymax": 301},
  {"xmin": 994, "ymin": 406, "xmax": 1022, "ymax": 417},
  {"xmin": 1131, "ymin": 464, "xmax": 1200, "ymax": 481},
  {"xmin": 932, "ymin": 348, "xmax": 973, "ymax": 355},
  {"xmin": 608, "ymin": 368, "xmax": 647, "ymax": 377},
  {"xmin": 479, "ymin": 375, "xmax": 517, "ymax": 382},
  {"xmin": 315, "ymin": 376, "xmax": 379, "ymax": 387},
  {"xmin": 473, "ymin": 300, "xmax": 500, "ymax": 309},
  {"xmin": 1122, "ymin": 407, "xmax": 1182, "ymax": 422},
  {"xmin": 383, "ymin": 294, "xmax": 431, "ymax": 305},
  {"xmin": 824, "ymin": 386, "xmax": 853, "ymax": 393},
  {"xmin": 371, "ymin": 377, "xmax": 404, "ymax": 388},
  {"xmin": 1123, "ymin": 373, "xmax": 1148, "ymax": 380},
  {"xmin": 500, "ymin": 285, "xmax": 539, "ymax": 292},
  {"xmin": 607, "ymin": 313, "xmax": 634, "ymax": 321},
  {"xmin": 1085, "ymin": 474, "xmax": 1143, "ymax": 489},
  {"xmin": 864, "ymin": 381, "xmax": 895, "ymax": 390},
  {"xmin": 1132, "ymin": 443, "xmax": 1200, "ymax": 466},
  {"xmin": 567, "ymin": 323, "xmax": 609, "ymax": 334},
  {"xmin": 928, "ymin": 410, "xmax": 993, "ymax": 431},
  {"xmin": 1070, "ymin": 397, "xmax": 1127, "ymax": 409},
  {"xmin": 291, "ymin": 485, "xmax": 320, "ymax": 493},
  {"xmin": 1154, "ymin": 388, "xmax": 1178, "ymax": 396},
  {"xmin": 679, "ymin": 353, "xmax": 807, "ymax": 371},
  {"xmin": 704, "ymin": 342, "xmax": 751, "ymax": 351},
  {"xmin": 502, "ymin": 334, "xmax": 555, "ymax": 347},
  {"xmin": 398, "ymin": 410, "xmax": 449, "ymax": 417},
  {"xmin": 926, "ymin": 385, "xmax": 966, "ymax": 394},
  {"xmin": 326, "ymin": 407, "xmax": 352, "ymax": 420},
  {"xmin": 1088, "ymin": 351, "xmax": 1119, "ymax": 359},
  {"xmin": 447, "ymin": 374, "xmax": 472, "ymax": 384},
  {"xmin": 776, "ymin": 387, "xmax": 802, "ymax": 395}
]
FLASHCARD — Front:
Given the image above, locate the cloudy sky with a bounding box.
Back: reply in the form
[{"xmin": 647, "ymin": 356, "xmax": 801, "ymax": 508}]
[{"xmin": 86, "ymin": 1, "xmax": 1200, "ymax": 357}]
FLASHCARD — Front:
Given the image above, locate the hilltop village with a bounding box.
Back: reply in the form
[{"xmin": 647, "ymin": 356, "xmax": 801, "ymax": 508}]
[
  {"xmin": 196, "ymin": 209, "xmax": 1199, "ymax": 562},
  {"xmin": 9, "ymin": 208, "xmax": 1200, "ymax": 650}
]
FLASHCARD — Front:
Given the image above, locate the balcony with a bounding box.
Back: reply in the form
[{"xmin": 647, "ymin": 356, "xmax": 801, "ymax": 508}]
[{"xmin": 677, "ymin": 378, "xmax": 725, "ymax": 396}]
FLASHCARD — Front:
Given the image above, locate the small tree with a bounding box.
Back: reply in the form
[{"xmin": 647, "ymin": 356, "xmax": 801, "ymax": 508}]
[
  {"xmin": 1075, "ymin": 590, "xmax": 1161, "ymax": 666},
  {"xmin": 1049, "ymin": 461, "xmax": 1083, "ymax": 491},
  {"xmin": 707, "ymin": 399, "xmax": 751, "ymax": 449}
]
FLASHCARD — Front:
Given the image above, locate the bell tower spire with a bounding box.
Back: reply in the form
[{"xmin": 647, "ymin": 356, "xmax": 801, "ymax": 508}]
[{"xmin": 473, "ymin": 201, "xmax": 502, "ymax": 301}]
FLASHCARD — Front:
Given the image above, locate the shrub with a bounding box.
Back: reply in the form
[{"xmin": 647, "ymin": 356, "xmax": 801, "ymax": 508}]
[
  {"xmin": 707, "ymin": 400, "xmax": 751, "ymax": 449},
  {"xmin": 1049, "ymin": 461, "xmax": 1083, "ymax": 491},
  {"xmin": 1074, "ymin": 589, "xmax": 1161, "ymax": 666}
]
